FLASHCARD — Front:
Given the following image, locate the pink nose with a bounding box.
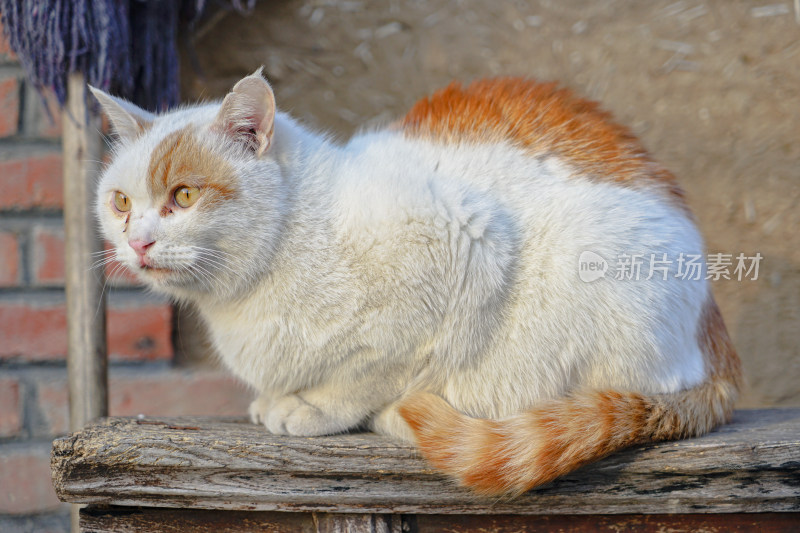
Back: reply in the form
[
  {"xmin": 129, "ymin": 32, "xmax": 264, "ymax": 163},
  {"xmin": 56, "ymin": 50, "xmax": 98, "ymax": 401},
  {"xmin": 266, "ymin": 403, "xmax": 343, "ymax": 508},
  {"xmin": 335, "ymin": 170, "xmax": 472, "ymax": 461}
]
[{"xmin": 129, "ymin": 239, "xmax": 155, "ymax": 256}]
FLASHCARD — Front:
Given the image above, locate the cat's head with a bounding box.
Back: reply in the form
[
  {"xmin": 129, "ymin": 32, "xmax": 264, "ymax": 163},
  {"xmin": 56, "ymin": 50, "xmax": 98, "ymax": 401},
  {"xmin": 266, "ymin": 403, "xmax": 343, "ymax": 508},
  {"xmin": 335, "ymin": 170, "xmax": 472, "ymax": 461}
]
[{"xmin": 93, "ymin": 70, "xmax": 288, "ymax": 301}]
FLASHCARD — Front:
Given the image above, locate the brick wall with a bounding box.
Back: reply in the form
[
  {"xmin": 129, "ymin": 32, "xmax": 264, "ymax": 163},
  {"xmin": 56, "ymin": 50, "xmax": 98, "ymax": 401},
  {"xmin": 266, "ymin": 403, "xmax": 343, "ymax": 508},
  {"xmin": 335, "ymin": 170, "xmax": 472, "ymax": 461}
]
[{"xmin": 0, "ymin": 24, "xmax": 250, "ymax": 532}]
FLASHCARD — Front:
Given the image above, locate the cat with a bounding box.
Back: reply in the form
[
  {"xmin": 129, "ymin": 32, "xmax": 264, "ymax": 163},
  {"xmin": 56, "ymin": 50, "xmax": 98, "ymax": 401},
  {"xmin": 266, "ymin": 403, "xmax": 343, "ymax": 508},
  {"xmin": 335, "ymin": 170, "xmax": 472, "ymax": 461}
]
[{"xmin": 91, "ymin": 69, "xmax": 742, "ymax": 496}]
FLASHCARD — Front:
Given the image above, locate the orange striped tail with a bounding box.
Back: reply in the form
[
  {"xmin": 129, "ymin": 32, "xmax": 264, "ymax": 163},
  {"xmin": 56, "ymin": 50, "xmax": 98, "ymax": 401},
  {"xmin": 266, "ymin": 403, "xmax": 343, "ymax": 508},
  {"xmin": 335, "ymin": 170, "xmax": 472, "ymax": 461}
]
[{"xmin": 398, "ymin": 297, "xmax": 741, "ymax": 496}]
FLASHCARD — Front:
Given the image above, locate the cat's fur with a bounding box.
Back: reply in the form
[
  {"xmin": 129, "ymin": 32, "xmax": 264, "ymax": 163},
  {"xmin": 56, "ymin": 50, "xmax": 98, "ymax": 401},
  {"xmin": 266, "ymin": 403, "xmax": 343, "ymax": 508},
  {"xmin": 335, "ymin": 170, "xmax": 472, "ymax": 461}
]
[{"xmin": 92, "ymin": 71, "xmax": 741, "ymax": 495}]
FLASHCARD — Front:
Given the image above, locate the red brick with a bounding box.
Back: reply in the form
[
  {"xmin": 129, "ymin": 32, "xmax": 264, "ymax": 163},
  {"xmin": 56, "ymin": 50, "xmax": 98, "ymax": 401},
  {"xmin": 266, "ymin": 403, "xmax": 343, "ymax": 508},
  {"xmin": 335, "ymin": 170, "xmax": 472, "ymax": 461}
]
[
  {"xmin": 111, "ymin": 372, "xmax": 250, "ymax": 418},
  {"xmin": 0, "ymin": 304, "xmax": 65, "ymax": 360},
  {"xmin": 0, "ymin": 300, "xmax": 173, "ymax": 362},
  {"xmin": 0, "ymin": 377, "xmax": 22, "ymax": 437},
  {"xmin": 108, "ymin": 303, "xmax": 173, "ymax": 361},
  {"xmin": 34, "ymin": 379, "xmax": 69, "ymax": 436},
  {"xmin": 32, "ymin": 230, "xmax": 139, "ymax": 287},
  {"xmin": 32, "ymin": 226, "xmax": 64, "ymax": 286},
  {"xmin": 0, "ymin": 153, "xmax": 63, "ymax": 210},
  {"xmin": 0, "ymin": 21, "xmax": 16, "ymax": 61},
  {"xmin": 0, "ymin": 231, "xmax": 19, "ymax": 286},
  {"xmin": 0, "ymin": 445, "xmax": 61, "ymax": 514},
  {"xmin": 27, "ymin": 88, "xmax": 62, "ymax": 138},
  {"xmin": 0, "ymin": 76, "xmax": 20, "ymax": 137},
  {"xmin": 37, "ymin": 370, "xmax": 250, "ymax": 436}
]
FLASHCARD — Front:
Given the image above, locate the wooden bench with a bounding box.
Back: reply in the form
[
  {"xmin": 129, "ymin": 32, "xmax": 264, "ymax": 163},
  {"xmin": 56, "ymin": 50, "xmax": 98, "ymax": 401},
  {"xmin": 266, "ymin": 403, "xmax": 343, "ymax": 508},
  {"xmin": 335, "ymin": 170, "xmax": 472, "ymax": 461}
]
[{"xmin": 51, "ymin": 408, "xmax": 800, "ymax": 532}]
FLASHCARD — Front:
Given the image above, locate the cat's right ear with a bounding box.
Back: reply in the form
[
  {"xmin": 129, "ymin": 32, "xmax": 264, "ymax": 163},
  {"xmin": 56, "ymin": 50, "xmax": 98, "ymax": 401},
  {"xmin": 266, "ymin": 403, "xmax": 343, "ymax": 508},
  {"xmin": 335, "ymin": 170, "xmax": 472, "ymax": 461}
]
[
  {"xmin": 89, "ymin": 87, "xmax": 155, "ymax": 142},
  {"xmin": 212, "ymin": 69, "xmax": 276, "ymax": 157}
]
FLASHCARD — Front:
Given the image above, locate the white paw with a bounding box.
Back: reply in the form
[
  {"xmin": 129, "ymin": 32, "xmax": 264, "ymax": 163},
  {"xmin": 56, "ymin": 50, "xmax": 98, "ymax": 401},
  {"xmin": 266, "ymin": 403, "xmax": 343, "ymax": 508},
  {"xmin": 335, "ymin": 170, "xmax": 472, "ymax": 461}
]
[
  {"xmin": 262, "ymin": 394, "xmax": 331, "ymax": 436},
  {"xmin": 248, "ymin": 395, "xmax": 272, "ymax": 425}
]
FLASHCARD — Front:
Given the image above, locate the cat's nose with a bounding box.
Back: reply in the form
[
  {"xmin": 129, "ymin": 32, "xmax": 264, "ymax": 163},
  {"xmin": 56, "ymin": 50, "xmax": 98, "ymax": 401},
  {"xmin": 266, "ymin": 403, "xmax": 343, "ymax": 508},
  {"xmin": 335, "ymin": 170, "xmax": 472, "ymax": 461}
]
[{"xmin": 129, "ymin": 239, "xmax": 155, "ymax": 257}]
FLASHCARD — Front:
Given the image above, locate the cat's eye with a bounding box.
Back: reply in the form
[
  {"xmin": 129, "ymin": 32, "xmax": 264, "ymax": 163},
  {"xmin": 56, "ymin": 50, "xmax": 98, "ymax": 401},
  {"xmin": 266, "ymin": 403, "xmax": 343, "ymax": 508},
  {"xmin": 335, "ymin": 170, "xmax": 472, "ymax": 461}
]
[
  {"xmin": 113, "ymin": 191, "xmax": 131, "ymax": 213},
  {"xmin": 174, "ymin": 186, "xmax": 201, "ymax": 208}
]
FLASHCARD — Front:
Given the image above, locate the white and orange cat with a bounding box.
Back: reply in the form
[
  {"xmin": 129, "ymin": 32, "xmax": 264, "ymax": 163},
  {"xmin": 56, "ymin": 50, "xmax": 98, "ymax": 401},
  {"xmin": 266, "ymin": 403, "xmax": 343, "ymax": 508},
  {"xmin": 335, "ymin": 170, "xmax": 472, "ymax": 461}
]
[{"xmin": 91, "ymin": 70, "xmax": 741, "ymax": 495}]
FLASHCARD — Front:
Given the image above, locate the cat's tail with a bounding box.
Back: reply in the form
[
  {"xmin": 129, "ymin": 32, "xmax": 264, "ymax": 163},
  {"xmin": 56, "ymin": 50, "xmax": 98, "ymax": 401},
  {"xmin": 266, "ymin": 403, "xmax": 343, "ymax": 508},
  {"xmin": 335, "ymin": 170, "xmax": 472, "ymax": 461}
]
[{"xmin": 398, "ymin": 296, "xmax": 742, "ymax": 496}]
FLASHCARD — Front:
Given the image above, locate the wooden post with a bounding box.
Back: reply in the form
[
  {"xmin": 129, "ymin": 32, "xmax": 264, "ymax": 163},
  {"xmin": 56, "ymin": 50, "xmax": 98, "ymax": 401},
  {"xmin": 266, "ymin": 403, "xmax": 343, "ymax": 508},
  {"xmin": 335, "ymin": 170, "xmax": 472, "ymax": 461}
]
[{"xmin": 63, "ymin": 72, "xmax": 108, "ymax": 533}]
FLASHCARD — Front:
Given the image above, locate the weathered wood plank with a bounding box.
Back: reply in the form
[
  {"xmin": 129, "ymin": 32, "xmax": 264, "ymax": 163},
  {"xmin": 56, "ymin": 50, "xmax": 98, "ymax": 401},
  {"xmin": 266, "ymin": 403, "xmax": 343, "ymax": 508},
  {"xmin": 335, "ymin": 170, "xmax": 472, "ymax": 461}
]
[
  {"xmin": 53, "ymin": 409, "xmax": 800, "ymax": 515},
  {"xmin": 414, "ymin": 512, "xmax": 800, "ymax": 532},
  {"xmin": 80, "ymin": 507, "xmax": 406, "ymax": 533},
  {"xmin": 79, "ymin": 507, "xmax": 800, "ymax": 533},
  {"xmin": 80, "ymin": 507, "xmax": 317, "ymax": 533}
]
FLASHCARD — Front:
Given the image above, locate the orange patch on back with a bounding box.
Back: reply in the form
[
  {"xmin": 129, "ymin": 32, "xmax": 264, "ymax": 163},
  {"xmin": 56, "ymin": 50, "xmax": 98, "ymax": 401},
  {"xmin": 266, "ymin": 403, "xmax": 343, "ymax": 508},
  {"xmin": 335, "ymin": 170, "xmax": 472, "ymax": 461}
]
[
  {"xmin": 400, "ymin": 78, "xmax": 687, "ymax": 209},
  {"xmin": 147, "ymin": 127, "xmax": 237, "ymax": 209}
]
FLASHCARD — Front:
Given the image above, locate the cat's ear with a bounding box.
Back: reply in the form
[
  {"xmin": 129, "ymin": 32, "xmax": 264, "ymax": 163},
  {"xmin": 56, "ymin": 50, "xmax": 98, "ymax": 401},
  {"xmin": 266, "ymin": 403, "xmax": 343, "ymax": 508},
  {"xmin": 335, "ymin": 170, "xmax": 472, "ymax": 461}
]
[
  {"xmin": 88, "ymin": 87, "xmax": 155, "ymax": 141},
  {"xmin": 213, "ymin": 68, "xmax": 275, "ymax": 157}
]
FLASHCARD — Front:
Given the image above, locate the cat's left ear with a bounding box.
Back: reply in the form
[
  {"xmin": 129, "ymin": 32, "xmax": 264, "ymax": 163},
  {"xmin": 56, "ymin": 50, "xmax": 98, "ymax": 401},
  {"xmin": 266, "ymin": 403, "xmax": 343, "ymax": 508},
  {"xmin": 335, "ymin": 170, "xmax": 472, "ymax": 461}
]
[
  {"xmin": 213, "ymin": 68, "xmax": 275, "ymax": 157},
  {"xmin": 88, "ymin": 87, "xmax": 155, "ymax": 141}
]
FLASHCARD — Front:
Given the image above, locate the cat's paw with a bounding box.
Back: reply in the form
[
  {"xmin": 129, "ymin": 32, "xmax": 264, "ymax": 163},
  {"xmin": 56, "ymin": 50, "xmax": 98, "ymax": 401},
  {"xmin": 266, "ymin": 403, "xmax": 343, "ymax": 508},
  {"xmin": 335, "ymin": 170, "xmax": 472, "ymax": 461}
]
[
  {"xmin": 262, "ymin": 394, "xmax": 334, "ymax": 436},
  {"xmin": 248, "ymin": 395, "xmax": 272, "ymax": 425}
]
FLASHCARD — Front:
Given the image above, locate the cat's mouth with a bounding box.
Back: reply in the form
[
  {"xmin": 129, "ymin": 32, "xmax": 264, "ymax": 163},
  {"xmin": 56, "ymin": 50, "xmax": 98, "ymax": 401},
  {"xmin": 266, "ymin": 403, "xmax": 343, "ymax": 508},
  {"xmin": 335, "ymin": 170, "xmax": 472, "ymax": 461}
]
[
  {"xmin": 140, "ymin": 264, "xmax": 173, "ymax": 274},
  {"xmin": 138, "ymin": 256, "xmax": 173, "ymax": 275}
]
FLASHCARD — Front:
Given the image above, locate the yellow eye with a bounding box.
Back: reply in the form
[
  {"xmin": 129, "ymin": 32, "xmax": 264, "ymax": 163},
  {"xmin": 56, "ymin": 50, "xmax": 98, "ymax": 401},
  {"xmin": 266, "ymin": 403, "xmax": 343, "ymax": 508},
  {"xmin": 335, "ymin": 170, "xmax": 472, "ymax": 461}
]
[
  {"xmin": 113, "ymin": 191, "xmax": 131, "ymax": 212},
  {"xmin": 174, "ymin": 186, "xmax": 201, "ymax": 208}
]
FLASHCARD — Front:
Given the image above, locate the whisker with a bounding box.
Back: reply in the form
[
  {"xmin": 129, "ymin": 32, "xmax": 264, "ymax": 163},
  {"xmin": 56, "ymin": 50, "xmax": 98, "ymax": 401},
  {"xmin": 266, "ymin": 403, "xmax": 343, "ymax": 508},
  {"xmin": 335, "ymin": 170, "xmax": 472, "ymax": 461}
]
[
  {"xmin": 189, "ymin": 262, "xmax": 217, "ymax": 289},
  {"xmin": 195, "ymin": 255, "xmax": 229, "ymax": 271},
  {"xmin": 89, "ymin": 256, "xmax": 120, "ymax": 271},
  {"xmin": 92, "ymin": 261, "xmax": 122, "ymax": 320},
  {"xmin": 190, "ymin": 247, "xmax": 235, "ymax": 263},
  {"xmin": 188, "ymin": 247, "xmax": 245, "ymax": 280}
]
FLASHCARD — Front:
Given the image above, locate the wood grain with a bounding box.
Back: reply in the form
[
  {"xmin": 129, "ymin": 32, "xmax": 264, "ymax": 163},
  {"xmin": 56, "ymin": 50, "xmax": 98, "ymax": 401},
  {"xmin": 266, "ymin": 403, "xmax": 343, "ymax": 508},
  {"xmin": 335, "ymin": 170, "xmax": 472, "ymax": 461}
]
[
  {"xmin": 79, "ymin": 507, "xmax": 407, "ymax": 533},
  {"xmin": 63, "ymin": 73, "xmax": 108, "ymax": 434},
  {"xmin": 53, "ymin": 409, "xmax": 800, "ymax": 515},
  {"xmin": 63, "ymin": 71, "xmax": 108, "ymax": 533},
  {"xmin": 79, "ymin": 507, "xmax": 800, "ymax": 533}
]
